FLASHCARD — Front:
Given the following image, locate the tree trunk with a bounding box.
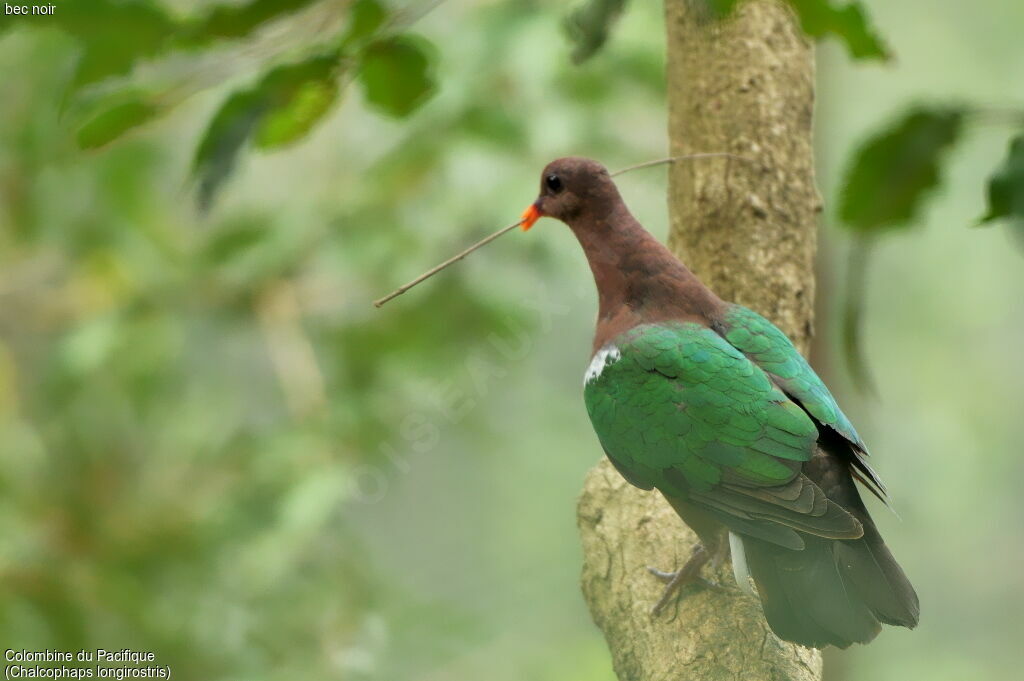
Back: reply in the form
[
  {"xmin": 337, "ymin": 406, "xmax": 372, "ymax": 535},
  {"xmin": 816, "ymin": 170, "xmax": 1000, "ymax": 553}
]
[{"xmin": 576, "ymin": 1, "xmax": 823, "ymax": 679}]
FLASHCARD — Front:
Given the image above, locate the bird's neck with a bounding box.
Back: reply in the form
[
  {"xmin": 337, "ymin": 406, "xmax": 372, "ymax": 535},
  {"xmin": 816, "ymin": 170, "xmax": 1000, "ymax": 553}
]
[{"xmin": 567, "ymin": 203, "xmax": 724, "ymax": 350}]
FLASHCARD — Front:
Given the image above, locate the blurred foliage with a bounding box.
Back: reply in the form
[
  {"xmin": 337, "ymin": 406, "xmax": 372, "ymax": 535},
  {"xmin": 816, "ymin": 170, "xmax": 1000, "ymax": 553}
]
[
  {"xmin": 184, "ymin": 0, "xmax": 322, "ymax": 44},
  {"xmin": 785, "ymin": 0, "xmax": 889, "ymax": 60},
  {"xmin": 564, "ymin": 0, "xmax": 627, "ymax": 64},
  {"xmin": 5, "ymin": 0, "xmax": 439, "ymax": 209},
  {"xmin": 840, "ymin": 108, "xmax": 965, "ymax": 233},
  {"xmin": 838, "ymin": 102, "xmax": 1024, "ymax": 238},
  {"xmin": 77, "ymin": 94, "xmax": 162, "ymax": 150},
  {"xmin": 0, "ymin": 1, "xmax": 669, "ymax": 679},
  {"xmin": 356, "ymin": 35, "xmax": 436, "ymax": 117},
  {"xmin": 193, "ymin": 54, "xmax": 343, "ymax": 209},
  {"xmin": 836, "ymin": 103, "xmax": 1024, "ymax": 390},
  {"xmin": 980, "ymin": 133, "xmax": 1024, "ymax": 226}
]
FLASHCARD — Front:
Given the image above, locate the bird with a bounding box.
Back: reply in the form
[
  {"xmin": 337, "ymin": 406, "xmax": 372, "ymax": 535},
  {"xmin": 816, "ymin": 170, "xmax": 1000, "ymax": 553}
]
[{"xmin": 519, "ymin": 156, "xmax": 919, "ymax": 649}]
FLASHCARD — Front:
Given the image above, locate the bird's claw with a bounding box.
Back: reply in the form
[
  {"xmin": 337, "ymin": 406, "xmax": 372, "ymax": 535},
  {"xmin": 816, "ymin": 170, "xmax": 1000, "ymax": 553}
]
[
  {"xmin": 646, "ymin": 566, "xmax": 679, "ymax": 583},
  {"xmin": 646, "ymin": 544, "xmax": 712, "ymax": 616}
]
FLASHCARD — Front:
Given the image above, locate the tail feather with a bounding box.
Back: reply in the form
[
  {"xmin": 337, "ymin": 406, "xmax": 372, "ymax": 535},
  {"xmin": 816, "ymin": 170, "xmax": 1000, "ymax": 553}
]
[
  {"xmin": 743, "ymin": 525, "xmax": 918, "ymax": 648},
  {"xmin": 833, "ymin": 519, "xmax": 919, "ymax": 627},
  {"xmin": 741, "ymin": 434, "xmax": 921, "ymax": 648}
]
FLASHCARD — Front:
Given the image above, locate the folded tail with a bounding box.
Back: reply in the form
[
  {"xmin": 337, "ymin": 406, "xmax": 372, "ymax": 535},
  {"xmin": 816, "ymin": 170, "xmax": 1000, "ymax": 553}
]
[{"xmin": 742, "ymin": 515, "xmax": 919, "ymax": 648}]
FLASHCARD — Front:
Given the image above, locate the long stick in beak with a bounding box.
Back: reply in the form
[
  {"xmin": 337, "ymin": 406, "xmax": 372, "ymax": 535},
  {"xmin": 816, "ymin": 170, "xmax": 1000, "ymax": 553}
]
[{"xmin": 372, "ymin": 154, "xmax": 750, "ymax": 308}]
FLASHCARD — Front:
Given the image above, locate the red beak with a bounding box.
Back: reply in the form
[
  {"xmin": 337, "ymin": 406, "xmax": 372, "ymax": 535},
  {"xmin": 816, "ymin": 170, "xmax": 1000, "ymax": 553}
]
[{"xmin": 520, "ymin": 203, "xmax": 542, "ymax": 231}]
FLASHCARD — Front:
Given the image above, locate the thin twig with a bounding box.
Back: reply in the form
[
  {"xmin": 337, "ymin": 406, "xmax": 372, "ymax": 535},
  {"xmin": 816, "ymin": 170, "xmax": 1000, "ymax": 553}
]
[
  {"xmin": 611, "ymin": 152, "xmax": 755, "ymax": 176},
  {"xmin": 373, "ymin": 220, "xmax": 524, "ymax": 308}
]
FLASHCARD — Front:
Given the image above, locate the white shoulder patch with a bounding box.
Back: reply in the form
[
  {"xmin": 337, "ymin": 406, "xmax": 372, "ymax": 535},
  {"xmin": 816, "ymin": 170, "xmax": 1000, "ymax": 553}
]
[{"xmin": 584, "ymin": 345, "xmax": 621, "ymax": 386}]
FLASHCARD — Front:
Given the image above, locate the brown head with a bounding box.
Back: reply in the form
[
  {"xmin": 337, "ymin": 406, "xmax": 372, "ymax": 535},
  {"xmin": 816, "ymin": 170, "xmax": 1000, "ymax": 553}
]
[
  {"xmin": 516, "ymin": 156, "xmax": 722, "ymax": 336},
  {"xmin": 520, "ymin": 157, "xmax": 624, "ymax": 230}
]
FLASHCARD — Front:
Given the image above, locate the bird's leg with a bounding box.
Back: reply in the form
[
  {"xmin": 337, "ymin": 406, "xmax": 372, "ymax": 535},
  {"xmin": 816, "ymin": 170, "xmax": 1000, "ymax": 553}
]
[
  {"xmin": 647, "ymin": 543, "xmax": 714, "ymax": 616},
  {"xmin": 709, "ymin": 534, "xmax": 730, "ymax": 571}
]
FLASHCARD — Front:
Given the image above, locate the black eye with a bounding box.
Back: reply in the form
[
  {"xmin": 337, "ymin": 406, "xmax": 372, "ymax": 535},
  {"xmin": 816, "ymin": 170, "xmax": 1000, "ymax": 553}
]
[{"xmin": 545, "ymin": 174, "xmax": 563, "ymax": 193}]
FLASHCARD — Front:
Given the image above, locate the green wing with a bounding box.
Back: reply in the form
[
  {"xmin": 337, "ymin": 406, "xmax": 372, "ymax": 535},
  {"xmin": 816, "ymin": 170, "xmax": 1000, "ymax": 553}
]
[
  {"xmin": 584, "ymin": 322, "xmax": 862, "ymax": 550},
  {"xmin": 719, "ymin": 304, "xmax": 887, "ymax": 499},
  {"xmin": 720, "ymin": 305, "xmax": 862, "ymax": 446}
]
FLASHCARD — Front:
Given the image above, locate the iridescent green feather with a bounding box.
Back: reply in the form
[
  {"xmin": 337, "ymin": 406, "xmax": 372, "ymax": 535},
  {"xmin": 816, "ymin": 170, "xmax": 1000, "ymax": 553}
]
[
  {"xmin": 721, "ymin": 305, "xmax": 864, "ymax": 449},
  {"xmin": 583, "ymin": 322, "xmax": 818, "ymax": 494}
]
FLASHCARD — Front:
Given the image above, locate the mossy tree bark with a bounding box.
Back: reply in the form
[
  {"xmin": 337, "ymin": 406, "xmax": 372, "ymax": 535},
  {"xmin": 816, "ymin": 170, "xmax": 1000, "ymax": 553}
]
[{"xmin": 577, "ymin": 1, "xmax": 824, "ymax": 679}]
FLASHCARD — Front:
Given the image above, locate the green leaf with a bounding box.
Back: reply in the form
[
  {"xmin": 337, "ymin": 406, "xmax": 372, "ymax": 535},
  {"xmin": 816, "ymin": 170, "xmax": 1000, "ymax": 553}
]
[
  {"xmin": 185, "ymin": 0, "xmax": 320, "ymax": 44},
  {"xmin": 76, "ymin": 97, "xmax": 160, "ymax": 149},
  {"xmin": 980, "ymin": 134, "xmax": 1024, "ymax": 224},
  {"xmin": 357, "ymin": 35, "xmax": 436, "ymax": 118},
  {"xmin": 57, "ymin": 0, "xmax": 178, "ymax": 92},
  {"xmin": 194, "ymin": 90, "xmax": 270, "ymax": 211},
  {"xmin": 254, "ymin": 79, "xmax": 341, "ymax": 149},
  {"xmin": 564, "ymin": 0, "xmax": 628, "ymax": 65},
  {"xmin": 193, "ymin": 55, "xmax": 341, "ymax": 209},
  {"xmin": 839, "ymin": 107, "xmax": 965, "ymax": 232},
  {"xmin": 789, "ymin": 0, "xmax": 889, "ymax": 60},
  {"xmin": 705, "ymin": 0, "xmax": 889, "ymax": 61},
  {"xmin": 342, "ymin": 0, "xmax": 390, "ymax": 48}
]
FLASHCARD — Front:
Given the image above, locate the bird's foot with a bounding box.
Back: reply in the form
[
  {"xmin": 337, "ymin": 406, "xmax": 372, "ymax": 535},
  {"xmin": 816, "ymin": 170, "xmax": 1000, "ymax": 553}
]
[{"xmin": 646, "ymin": 544, "xmax": 713, "ymax": 616}]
